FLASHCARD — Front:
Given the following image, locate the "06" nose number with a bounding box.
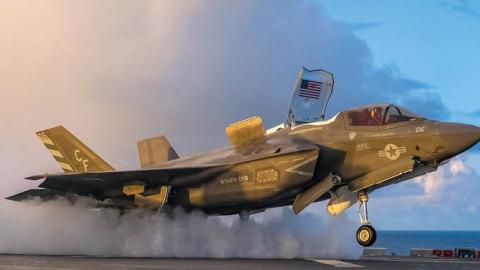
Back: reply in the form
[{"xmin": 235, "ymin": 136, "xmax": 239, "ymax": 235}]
[{"xmin": 415, "ymin": 127, "xmax": 425, "ymax": 133}]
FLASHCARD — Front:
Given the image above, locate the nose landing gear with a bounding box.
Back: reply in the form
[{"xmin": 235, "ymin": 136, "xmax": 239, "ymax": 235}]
[{"xmin": 356, "ymin": 191, "xmax": 377, "ymax": 247}]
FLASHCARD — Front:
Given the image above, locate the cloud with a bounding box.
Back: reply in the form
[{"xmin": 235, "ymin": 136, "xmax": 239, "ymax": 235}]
[
  {"xmin": 383, "ymin": 158, "xmax": 472, "ymax": 205},
  {"xmin": 414, "ymin": 160, "xmax": 464, "ymax": 199},
  {"xmin": 370, "ymin": 156, "xmax": 480, "ymax": 229},
  {"xmin": 345, "ymin": 22, "xmax": 383, "ymax": 32},
  {"xmin": 412, "ymin": 158, "xmax": 479, "ymax": 207},
  {"xmin": 467, "ymin": 108, "xmax": 480, "ymax": 118},
  {"xmin": 442, "ymin": 0, "xmax": 480, "ymax": 20}
]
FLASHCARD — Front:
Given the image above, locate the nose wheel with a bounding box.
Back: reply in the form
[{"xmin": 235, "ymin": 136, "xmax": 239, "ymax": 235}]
[{"xmin": 356, "ymin": 191, "xmax": 377, "ymax": 247}]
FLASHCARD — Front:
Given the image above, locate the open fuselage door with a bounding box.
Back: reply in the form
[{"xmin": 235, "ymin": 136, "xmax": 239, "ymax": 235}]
[
  {"xmin": 131, "ymin": 135, "xmax": 180, "ymax": 210},
  {"xmin": 287, "ymin": 67, "xmax": 334, "ymax": 126}
]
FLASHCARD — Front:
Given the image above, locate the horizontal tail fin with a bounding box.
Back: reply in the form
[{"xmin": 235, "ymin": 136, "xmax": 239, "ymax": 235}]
[
  {"xmin": 36, "ymin": 126, "xmax": 114, "ymax": 173},
  {"xmin": 6, "ymin": 189, "xmax": 65, "ymax": 201}
]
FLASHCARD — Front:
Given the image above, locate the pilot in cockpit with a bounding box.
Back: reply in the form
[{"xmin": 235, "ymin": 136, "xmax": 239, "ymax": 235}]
[{"xmin": 368, "ymin": 107, "xmax": 382, "ymax": 125}]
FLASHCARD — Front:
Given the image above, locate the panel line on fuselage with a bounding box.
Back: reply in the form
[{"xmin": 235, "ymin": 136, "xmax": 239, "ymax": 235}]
[{"xmin": 285, "ymin": 155, "xmax": 317, "ymax": 176}]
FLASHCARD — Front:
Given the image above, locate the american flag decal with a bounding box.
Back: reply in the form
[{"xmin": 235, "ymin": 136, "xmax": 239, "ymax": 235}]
[{"xmin": 298, "ymin": 79, "xmax": 322, "ymax": 99}]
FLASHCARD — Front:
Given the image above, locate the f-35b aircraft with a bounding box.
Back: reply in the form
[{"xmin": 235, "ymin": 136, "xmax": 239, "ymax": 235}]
[{"xmin": 8, "ymin": 68, "xmax": 480, "ymax": 247}]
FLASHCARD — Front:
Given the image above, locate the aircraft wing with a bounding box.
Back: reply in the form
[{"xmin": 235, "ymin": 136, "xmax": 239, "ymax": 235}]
[{"xmin": 10, "ymin": 164, "xmax": 230, "ymax": 201}]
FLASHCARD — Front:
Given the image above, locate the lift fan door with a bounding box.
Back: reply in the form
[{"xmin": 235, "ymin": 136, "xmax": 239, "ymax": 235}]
[
  {"xmin": 225, "ymin": 116, "xmax": 265, "ymax": 146},
  {"xmin": 287, "ymin": 67, "xmax": 334, "ymax": 126}
]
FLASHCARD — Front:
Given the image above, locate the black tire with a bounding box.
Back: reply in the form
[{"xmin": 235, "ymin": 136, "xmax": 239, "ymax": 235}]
[{"xmin": 356, "ymin": 225, "xmax": 377, "ymax": 247}]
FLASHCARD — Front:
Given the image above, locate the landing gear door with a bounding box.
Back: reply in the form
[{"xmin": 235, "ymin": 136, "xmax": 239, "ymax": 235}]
[{"xmin": 287, "ymin": 67, "xmax": 334, "ymax": 127}]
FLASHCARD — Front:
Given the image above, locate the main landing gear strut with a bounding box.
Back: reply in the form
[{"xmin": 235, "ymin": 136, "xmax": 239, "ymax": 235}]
[
  {"xmin": 356, "ymin": 191, "xmax": 377, "ymax": 247},
  {"xmin": 239, "ymin": 211, "xmax": 250, "ymax": 222}
]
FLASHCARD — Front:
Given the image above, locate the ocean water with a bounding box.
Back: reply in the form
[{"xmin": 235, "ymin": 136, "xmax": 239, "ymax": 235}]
[{"xmin": 372, "ymin": 231, "xmax": 480, "ymax": 256}]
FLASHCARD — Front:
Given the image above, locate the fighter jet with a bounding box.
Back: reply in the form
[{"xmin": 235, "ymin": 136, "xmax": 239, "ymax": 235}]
[{"xmin": 8, "ymin": 67, "xmax": 480, "ymax": 247}]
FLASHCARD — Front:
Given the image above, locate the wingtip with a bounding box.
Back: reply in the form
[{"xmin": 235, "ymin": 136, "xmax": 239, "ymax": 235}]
[
  {"xmin": 5, "ymin": 194, "xmax": 19, "ymax": 201},
  {"xmin": 25, "ymin": 174, "xmax": 48, "ymax": 180}
]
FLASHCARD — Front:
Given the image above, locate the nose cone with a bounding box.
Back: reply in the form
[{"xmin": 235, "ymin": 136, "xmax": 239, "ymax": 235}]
[{"xmin": 439, "ymin": 123, "xmax": 480, "ymax": 156}]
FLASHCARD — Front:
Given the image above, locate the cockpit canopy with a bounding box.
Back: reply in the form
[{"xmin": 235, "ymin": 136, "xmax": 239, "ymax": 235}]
[
  {"xmin": 284, "ymin": 68, "xmax": 424, "ymax": 128},
  {"xmin": 347, "ymin": 104, "xmax": 422, "ymax": 126},
  {"xmin": 287, "ymin": 67, "xmax": 334, "ymax": 127}
]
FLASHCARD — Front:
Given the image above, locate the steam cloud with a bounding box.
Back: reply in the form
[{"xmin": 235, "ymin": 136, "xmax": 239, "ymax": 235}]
[{"xmin": 0, "ymin": 199, "xmax": 360, "ymax": 258}]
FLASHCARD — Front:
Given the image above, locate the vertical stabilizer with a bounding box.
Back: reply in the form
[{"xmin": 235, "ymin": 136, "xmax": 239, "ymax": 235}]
[{"xmin": 36, "ymin": 126, "xmax": 114, "ymax": 173}]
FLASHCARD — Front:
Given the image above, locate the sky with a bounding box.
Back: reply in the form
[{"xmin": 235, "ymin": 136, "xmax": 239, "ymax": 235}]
[
  {"xmin": 321, "ymin": 0, "xmax": 480, "ymax": 230},
  {"xmin": 0, "ymin": 0, "xmax": 479, "ymax": 232},
  {"xmin": 323, "ymin": 0, "xmax": 480, "ymax": 117}
]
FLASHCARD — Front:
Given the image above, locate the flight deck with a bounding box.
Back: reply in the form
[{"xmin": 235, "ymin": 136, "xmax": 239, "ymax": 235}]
[{"xmin": 1, "ymin": 255, "xmax": 480, "ymax": 270}]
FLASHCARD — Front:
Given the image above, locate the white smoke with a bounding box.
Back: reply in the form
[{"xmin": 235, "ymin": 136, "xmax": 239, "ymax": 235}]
[
  {"xmin": 0, "ymin": 199, "xmax": 360, "ymax": 258},
  {"xmin": 413, "ymin": 158, "xmax": 470, "ymax": 201}
]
